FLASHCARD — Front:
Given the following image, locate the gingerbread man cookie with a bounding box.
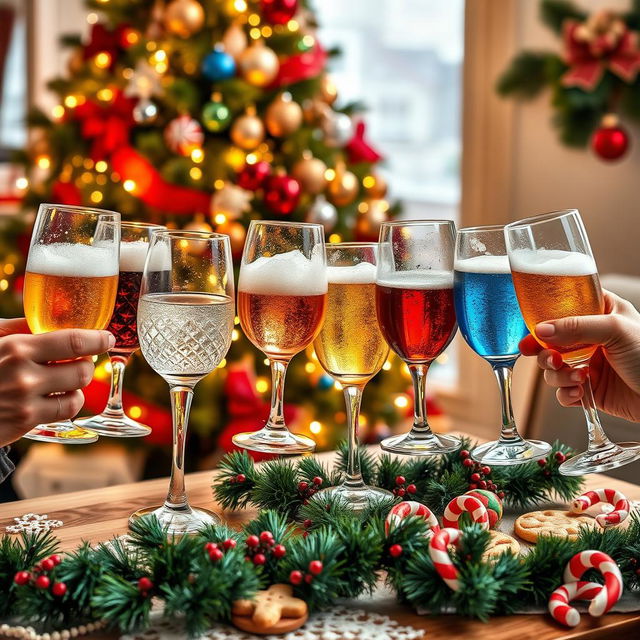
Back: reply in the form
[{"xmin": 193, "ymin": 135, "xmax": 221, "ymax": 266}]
[
  {"xmin": 482, "ymin": 530, "xmax": 521, "ymax": 560},
  {"xmin": 232, "ymin": 584, "xmax": 308, "ymax": 635},
  {"xmin": 514, "ymin": 510, "xmax": 594, "ymax": 543}
]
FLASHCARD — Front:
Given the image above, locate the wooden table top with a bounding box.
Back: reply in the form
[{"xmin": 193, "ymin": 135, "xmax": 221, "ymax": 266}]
[{"xmin": 1, "ymin": 441, "xmax": 639, "ymax": 640}]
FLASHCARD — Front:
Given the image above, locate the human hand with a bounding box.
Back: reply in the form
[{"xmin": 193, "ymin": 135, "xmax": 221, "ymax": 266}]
[
  {"xmin": 0, "ymin": 319, "xmax": 115, "ymax": 446},
  {"xmin": 519, "ymin": 291, "xmax": 640, "ymax": 423}
]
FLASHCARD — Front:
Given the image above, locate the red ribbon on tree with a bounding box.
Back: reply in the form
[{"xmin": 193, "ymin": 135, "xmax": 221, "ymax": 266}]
[
  {"xmin": 82, "ymin": 23, "xmax": 128, "ymax": 67},
  {"xmin": 562, "ymin": 11, "xmax": 640, "ymax": 90},
  {"xmin": 346, "ymin": 120, "xmax": 383, "ymax": 164},
  {"xmin": 269, "ymin": 44, "xmax": 328, "ymax": 88}
]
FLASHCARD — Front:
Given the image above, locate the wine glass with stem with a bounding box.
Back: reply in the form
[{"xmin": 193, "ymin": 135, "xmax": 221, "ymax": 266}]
[
  {"xmin": 232, "ymin": 221, "xmax": 327, "ymax": 455},
  {"xmin": 22, "ymin": 203, "xmax": 120, "ymax": 443},
  {"xmin": 505, "ymin": 209, "xmax": 640, "ymax": 475},
  {"xmin": 130, "ymin": 230, "xmax": 234, "ymax": 534},
  {"xmin": 76, "ymin": 221, "xmax": 166, "ymax": 437},
  {"xmin": 375, "ymin": 220, "xmax": 460, "ymax": 456},
  {"xmin": 313, "ymin": 243, "xmax": 392, "ymax": 510},
  {"xmin": 454, "ymin": 225, "xmax": 551, "ymax": 464}
]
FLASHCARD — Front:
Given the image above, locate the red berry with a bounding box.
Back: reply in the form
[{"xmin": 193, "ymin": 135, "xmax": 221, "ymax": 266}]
[
  {"xmin": 138, "ymin": 577, "xmax": 153, "ymax": 592},
  {"xmin": 298, "ymin": 481, "xmax": 309, "ymax": 492},
  {"xmin": 468, "ymin": 483, "xmax": 477, "ymax": 490},
  {"xmin": 478, "ymin": 480, "xmax": 487, "ymax": 490},
  {"xmin": 407, "ymin": 484, "xmax": 417, "ymax": 494},
  {"xmin": 302, "ymin": 531, "xmax": 309, "ymax": 538},
  {"xmin": 305, "ymin": 573, "xmax": 314, "ymax": 584},
  {"xmin": 204, "ymin": 542, "xmax": 218, "ymax": 553},
  {"xmin": 260, "ymin": 531, "xmax": 274, "ymax": 544},
  {"xmin": 289, "ymin": 570, "xmax": 303, "ymax": 585},
  {"xmin": 460, "ymin": 450, "xmax": 470, "ymax": 458},
  {"xmin": 537, "ymin": 458, "xmax": 547, "ymax": 467},
  {"xmin": 636, "ymin": 568, "xmax": 640, "ymax": 576},
  {"xmin": 253, "ymin": 553, "xmax": 266, "ymax": 566},
  {"xmin": 462, "ymin": 458, "xmax": 474, "ymax": 467},
  {"xmin": 51, "ymin": 582, "xmax": 67, "ymax": 597},
  {"xmin": 246, "ymin": 535, "xmax": 260, "ymax": 548},
  {"xmin": 481, "ymin": 466, "xmax": 491, "ymax": 475},
  {"xmin": 630, "ymin": 558, "xmax": 638, "ymax": 565},
  {"xmin": 13, "ymin": 571, "xmax": 30, "ymax": 586},
  {"xmin": 303, "ymin": 519, "xmax": 312, "ymax": 529},
  {"xmin": 389, "ymin": 544, "xmax": 403, "ymax": 558},
  {"xmin": 543, "ymin": 470, "xmax": 552, "ymax": 478},
  {"xmin": 470, "ymin": 473, "xmax": 481, "ymax": 483},
  {"xmin": 308, "ymin": 560, "xmax": 323, "ymax": 575},
  {"xmin": 395, "ymin": 475, "xmax": 406, "ymax": 486},
  {"xmin": 35, "ymin": 575, "xmax": 50, "ymax": 590},
  {"xmin": 273, "ymin": 544, "xmax": 286, "ymax": 558},
  {"xmin": 555, "ymin": 452, "xmax": 566, "ymax": 463},
  {"xmin": 312, "ymin": 476, "xmax": 323, "ymax": 486},
  {"xmin": 229, "ymin": 476, "xmax": 236, "ymax": 484},
  {"xmin": 498, "ymin": 491, "xmax": 505, "ymax": 499},
  {"xmin": 41, "ymin": 558, "xmax": 55, "ymax": 572},
  {"xmin": 50, "ymin": 555, "xmax": 62, "ymax": 567},
  {"xmin": 209, "ymin": 547, "xmax": 224, "ymax": 562},
  {"xmin": 303, "ymin": 499, "xmax": 309, "ymax": 505},
  {"xmin": 236, "ymin": 473, "xmax": 246, "ymax": 483},
  {"xmin": 223, "ymin": 538, "xmax": 237, "ymax": 550},
  {"xmin": 398, "ymin": 488, "xmax": 407, "ymax": 497}
]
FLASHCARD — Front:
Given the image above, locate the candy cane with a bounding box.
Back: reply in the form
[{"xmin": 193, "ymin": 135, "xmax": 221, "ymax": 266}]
[
  {"xmin": 429, "ymin": 527, "xmax": 462, "ymax": 592},
  {"xmin": 571, "ymin": 488, "xmax": 630, "ymax": 527},
  {"xmin": 548, "ymin": 581, "xmax": 604, "ymax": 627},
  {"xmin": 563, "ymin": 550, "xmax": 623, "ymax": 616},
  {"xmin": 442, "ymin": 495, "xmax": 489, "ymax": 531},
  {"xmin": 384, "ymin": 501, "xmax": 440, "ymax": 537}
]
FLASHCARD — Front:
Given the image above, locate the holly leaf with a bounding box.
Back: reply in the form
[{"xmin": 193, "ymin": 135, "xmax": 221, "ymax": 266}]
[{"xmin": 540, "ymin": 0, "xmax": 587, "ymax": 35}]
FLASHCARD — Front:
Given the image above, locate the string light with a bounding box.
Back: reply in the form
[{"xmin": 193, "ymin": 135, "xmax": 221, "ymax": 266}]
[
  {"xmin": 95, "ymin": 160, "xmax": 108, "ymax": 173},
  {"xmin": 214, "ymin": 179, "xmax": 226, "ymax": 190},
  {"xmin": 81, "ymin": 171, "xmax": 94, "ymax": 184},
  {"xmin": 256, "ymin": 378, "xmax": 269, "ymax": 393},
  {"xmin": 263, "ymin": 358, "xmax": 270, "ymax": 366},
  {"xmin": 248, "ymin": 13, "xmax": 260, "ymax": 26},
  {"xmin": 51, "ymin": 105, "xmax": 65, "ymax": 120},
  {"xmin": 123, "ymin": 67, "xmax": 134, "ymax": 80},
  {"xmin": 96, "ymin": 174, "xmax": 107, "ymax": 185},
  {"xmin": 358, "ymin": 414, "xmax": 368, "ymax": 427},
  {"xmin": 214, "ymin": 213, "xmax": 227, "ymax": 225},
  {"xmin": 328, "ymin": 233, "xmax": 342, "ymax": 243},
  {"xmin": 363, "ymin": 175, "xmax": 375, "ymax": 189},
  {"xmin": 232, "ymin": 329, "xmax": 240, "ymax": 341},
  {"xmin": 324, "ymin": 168, "xmax": 336, "ymax": 181},
  {"xmin": 146, "ymin": 41, "xmax": 157, "ymax": 52},
  {"xmin": 334, "ymin": 381, "xmax": 343, "ymax": 390},
  {"xmin": 83, "ymin": 158, "xmax": 94, "ymax": 169},
  {"xmin": 287, "ymin": 19, "xmax": 299, "ymax": 31},
  {"xmin": 123, "ymin": 179, "xmax": 137, "ymax": 192},
  {"xmin": 301, "ymin": 34, "xmax": 315, "ymax": 48},
  {"xmin": 97, "ymin": 88, "xmax": 114, "ymax": 102},
  {"xmin": 86, "ymin": 12, "xmax": 99, "ymax": 24},
  {"xmin": 217, "ymin": 358, "xmax": 227, "ymax": 369},
  {"xmin": 129, "ymin": 406, "xmax": 143, "ymax": 419},
  {"xmin": 310, "ymin": 421, "xmax": 322, "ymax": 434},
  {"xmin": 90, "ymin": 190, "xmax": 103, "ymax": 203},
  {"xmin": 0, "ymin": 280, "xmax": 8, "ymax": 292},
  {"xmin": 64, "ymin": 95, "xmax": 78, "ymax": 108},
  {"xmin": 35, "ymin": 155, "xmax": 51, "ymax": 170},
  {"xmin": 358, "ymin": 201, "xmax": 369, "ymax": 213},
  {"xmin": 250, "ymin": 27, "xmax": 261, "ymax": 39},
  {"xmin": 394, "ymin": 395, "xmax": 409, "ymax": 409},
  {"xmin": 189, "ymin": 167, "xmax": 203, "ymax": 180},
  {"xmin": 191, "ymin": 148, "xmax": 204, "ymax": 163},
  {"xmin": 3, "ymin": 263, "xmax": 15, "ymax": 275},
  {"xmin": 94, "ymin": 52, "xmax": 112, "ymax": 69},
  {"xmin": 261, "ymin": 26, "xmax": 273, "ymax": 37},
  {"xmin": 234, "ymin": 316, "xmax": 240, "ymax": 325},
  {"xmin": 304, "ymin": 362, "xmax": 316, "ymax": 373},
  {"xmin": 382, "ymin": 360, "xmax": 392, "ymax": 371},
  {"xmin": 233, "ymin": 0, "xmax": 247, "ymax": 12}
]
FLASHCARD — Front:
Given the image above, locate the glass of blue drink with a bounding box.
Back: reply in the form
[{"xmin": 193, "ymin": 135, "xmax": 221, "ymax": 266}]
[{"xmin": 454, "ymin": 225, "xmax": 551, "ymax": 464}]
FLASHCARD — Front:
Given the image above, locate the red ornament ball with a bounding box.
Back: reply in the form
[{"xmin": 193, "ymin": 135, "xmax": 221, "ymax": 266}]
[
  {"xmin": 591, "ymin": 121, "xmax": 630, "ymax": 161},
  {"xmin": 52, "ymin": 582, "xmax": 67, "ymax": 597},
  {"xmin": 14, "ymin": 571, "xmax": 30, "ymax": 586},
  {"xmin": 273, "ymin": 544, "xmax": 287, "ymax": 558},
  {"xmin": 246, "ymin": 534, "xmax": 260, "ymax": 548},
  {"xmin": 289, "ymin": 569, "xmax": 303, "ymax": 585},
  {"xmin": 253, "ymin": 553, "xmax": 267, "ymax": 565},
  {"xmin": 35, "ymin": 575, "xmax": 50, "ymax": 590},
  {"xmin": 138, "ymin": 577, "xmax": 154, "ymax": 593},
  {"xmin": 237, "ymin": 160, "xmax": 271, "ymax": 191},
  {"xmin": 308, "ymin": 560, "xmax": 323, "ymax": 575},
  {"xmin": 261, "ymin": 0, "xmax": 298, "ymax": 25},
  {"xmin": 389, "ymin": 544, "xmax": 403, "ymax": 558},
  {"xmin": 263, "ymin": 174, "xmax": 301, "ymax": 215}
]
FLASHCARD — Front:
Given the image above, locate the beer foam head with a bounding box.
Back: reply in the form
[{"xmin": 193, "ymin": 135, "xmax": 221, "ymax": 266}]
[
  {"xmin": 239, "ymin": 249, "xmax": 327, "ymax": 295},
  {"xmin": 27, "ymin": 242, "xmax": 118, "ymax": 277},
  {"xmin": 454, "ymin": 255, "xmax": 510, "ymax": 274},
  {"xmin": 327, "ymin": 262, "xmax": 377, "ymax": 284},
  {"xmin": 376, "ymin": 269, "xmax": 454, "ymax": 290},
  {"xmin": 509, "ymin": 249, "xmax": 597, "ymax": 276},
  {"xmin": 119, "ymin": 241, "xmax": 150, "ymax": 272}
]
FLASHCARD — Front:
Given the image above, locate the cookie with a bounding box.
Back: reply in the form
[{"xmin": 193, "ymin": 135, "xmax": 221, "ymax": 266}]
[
  {"xmin": 232, "ymin": 584, "xmax": 308, "ymax": 635},
  {"xmin": 482, "ymin": 530, "xmax": 520, "ymax": 560},
  {"xmin": 514, "ymin": 510, "xmax": 594, "ymax": 543}
]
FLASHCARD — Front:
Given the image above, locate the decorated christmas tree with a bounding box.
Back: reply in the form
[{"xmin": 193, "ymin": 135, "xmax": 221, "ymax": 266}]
[{"xmin": 0, "ymin": 0, "xmax": 415, "ymax": 457}]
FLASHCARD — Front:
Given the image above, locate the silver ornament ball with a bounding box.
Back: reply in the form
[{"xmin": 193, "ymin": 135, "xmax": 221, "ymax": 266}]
[
  {"xmin": 306, "ymin": 196, "xmax": 338, "ymax": 231},
  {"xmin": 133, "ymin": 99, "xmax": 158, "ymax": 124},
  {"xmin": 322, "ymin": 112, "xmax": 354, "ymax": 148}
]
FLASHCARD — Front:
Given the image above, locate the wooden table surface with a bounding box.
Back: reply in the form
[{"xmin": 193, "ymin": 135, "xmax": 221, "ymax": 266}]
[{"xmin": 1, "ymin": 441, "xmax": 639, "ymax": 640}]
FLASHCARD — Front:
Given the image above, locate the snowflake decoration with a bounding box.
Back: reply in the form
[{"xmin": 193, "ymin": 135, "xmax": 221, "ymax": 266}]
[
  {"xmin": 6, "ymin": 513, "xmax": 63, "ymax": 534},
  {"xmin": 210, "ymin": 184, "xmax": 253, "ymax": 220}
]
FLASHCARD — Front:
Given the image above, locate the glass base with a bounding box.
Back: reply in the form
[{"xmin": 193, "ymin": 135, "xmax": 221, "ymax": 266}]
[
  {"xmin": 232, "ymin": 427, "xmax": 316, "ymax": 455},
  {"xmin": 471, "ymin": 438, "xmax": 551, "ymax": 466},
  {"xmin": 75, "ymin": 413, "xmax": 151, "ymax": 438},
  {"xmin": 129, "ymin": 504, "xmax": 220, "ymax": 535},
  {"xmin": 380, "ymin": 430, "xmax": 460, "ymax": 456},
  {"xmin": 315, "ymin": 484, "xmax": 392, "ymax": 514},
  {"xmin": 23, "ymin": 421, "xmax": 98, "ymax": 444},
  {"xmin": 559, "ymin": 441, "xmax": 640, "ymax": 476}
]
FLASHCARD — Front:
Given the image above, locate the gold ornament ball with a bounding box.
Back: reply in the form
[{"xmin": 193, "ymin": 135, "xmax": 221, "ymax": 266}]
[
  {"xmin": 217, "ymin": 219, "xmax": 247, "ymax": 256},
  {"xmin": 238, "ymin": 41, "xmax": 279, "ymax": 87},
  {"xmin": 327, "ymin": 169, "xmax": 359, "ymax": 207},
  {"xmin": 292, "ymin": 154, "xmax": 327, "ymax": 194},
  {"xmin": 265, "ymin": 94, "xmax": 303, "ymax": 137},
  {"xmin": 320, "ymin": 74, "xmax": 338, "ymax": 105},
  {"xmin": 230, "ymin": 113, "xmax": 265, "ymax": 150},
  {"xmin": 222, "ymin": 22, "xmax": 248, "ymax": 60},
  {"xmin": 182, "ymin": 217, "xmax": 214, "ymax": 255},
  {"xmin": 364, "ymin": 172, "xmax": 388, "ymax": 199},
  {"xmin": 164, "ymin": 0, "xmax": 205, "ymax": 38},
  {"xmin": 355, "ymin": 199, "xmax": 389, "ymax": 239}
]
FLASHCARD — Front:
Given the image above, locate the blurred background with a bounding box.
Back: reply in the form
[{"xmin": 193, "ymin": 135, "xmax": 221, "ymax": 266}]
[{"xmin": 0, "ymin": 0, "xmax": 639, "ymax": 500}]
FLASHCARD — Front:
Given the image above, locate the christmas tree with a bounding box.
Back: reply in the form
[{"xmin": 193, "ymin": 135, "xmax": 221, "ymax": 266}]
[{"xmin": 1, "ymin": 0, "xmax": 414, "ymax": 459}]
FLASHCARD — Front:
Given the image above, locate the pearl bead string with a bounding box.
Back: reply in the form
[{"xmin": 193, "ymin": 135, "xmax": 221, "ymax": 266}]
[{"xmin": 0, "ymin": 620, "xmax": 105, "ymax": 639}]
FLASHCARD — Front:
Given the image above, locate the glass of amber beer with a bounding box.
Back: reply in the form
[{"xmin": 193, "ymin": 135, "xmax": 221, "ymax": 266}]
[
  {"xmin": 505, "ymin": 209, "xmax": 640, "ymax": 475},
  {"xmin": 375, "ymin": 221, "xmax": 460, "ymax": 456},
  {"xmin": 313, "ymin": 243, "xmax": 392, "ymax": 510},
  {"xmin": 23, "ymin": 204, "xmax": 120, "ymax": 443},
  {"xmin": 234, "ymin": 221, "xmax": 327, "ymax": 454},
  {"xmin": 76, "ymin": 221, "xmax": 166, "ymax": 437}
]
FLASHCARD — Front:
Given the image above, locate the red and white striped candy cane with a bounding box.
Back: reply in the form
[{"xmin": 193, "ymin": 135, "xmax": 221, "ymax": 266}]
[
  {"xmin": 429, "ymin": 527, "xmax": 462, "ymax": 591},
  {"xmin": 442, "ymin": 495, "xmax": 489, "ymax": 530},
  {"xmin": 571, "ymin": 488, "xmax": 630, "ymax": 527},
  {"xmin": 548, "ymin": 581, "xmax": 604, "ymax": 627},
  {"xmin": 384, "ymin": 501, "xmax": 440, "ymax": 537},
  {"xmin": 563, "ymin": 550, "xmax": 623, "ymax": 616}
]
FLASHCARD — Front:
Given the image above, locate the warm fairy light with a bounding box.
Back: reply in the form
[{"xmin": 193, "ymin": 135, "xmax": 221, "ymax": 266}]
[
  {"xmin": 358, "ymin": 414, "xmax": 368, "ymax": 427},
  {"xmin": 263, "ymin": 358, "xmax": 270, "ymax": 366},
  {"xmin": 191, "ymin": 148, "xmax": 204, "ymax": 163},
  {"xmin": 304, "ymin": 362, "xmax": 316, "ymax": 374},
  {"xmin": 301, "ymin": 35, "xmax": 315, "ymax": 48},
  {"xmin": 250, "ymin": 27, "xmax": 261, "ymax": 39},
  {"xmin": 96, "ymin": 174, "xmax": 107, "ymax": 185},
  {"xmin": 81, "ymin": 171, "xmax": 94, "ymax": 184},
  {"xmin": 256, "ymin": 378, "xmax": 269, "ymax": 393},
  {"xmin": 0, "ymin": 280, "xmax": 8, "ymax": 291},
  {"xmin": 87, "ymin": 12, "xmax": 99, "ymax": 24},
  {"xmin": 90, "ymin": 190, "xmax": 103, "ymax": 203},
  {"xmin": 246, "ymin": 153, "xmax": 258, "ymax": 164},
  {"xmin": 97, "ymin": 88, "xmax": 114, "ymax": 102},
  {"xmin": 36, "ymin": 155, "xmax": 51, "ymax": 170},
  {"xmin": 234, "ymin": 0, "xmax": 247, "ymax": 11},
  {"xmin": 214, "ymin": 179, "xmax": 226, "ymax": 190},
  {"xmin": 84, "ymin": 158, "xmax": 94, "ymax": 169},
  {"xmin": 125, "ymin": 29, "xmax": 139, "ymax": 46},
  {"xmin": 51, "ymin": 105, "xmax": 65, "ymax": 120},
  {"xmin": 287, "ymin": 19, "xmax": 299, "ymax": 31},
  {"xmin": 225, "ymin": 147, "xmax": 246, "ymax": 171},
  {"xmin": 248, "ymin": 13, "xmax": 260, "ymax": 26},
  {"xmin": 64, "ymin": 95, "xmax": 78, "ymax": 108},
  {"xmin": 129, "ymin": 406, "xmax": 143, "ymax": 419},
  {"xmin": 123, "ymin": 179, "xmax": 137, "ymax": 192},
  {"xmin": 310, "ymin": 421, "xmax": 322, "ymax": 434},
  {"xmin": 363, "ymin": 175, "xmax": 375, "ymax": 189},
  {"xmin": 123, "ymin": 67, "xmax": 134, "ymax": 80},
  {"xmin": 214, "ymin": 213, "xmax": 227, "ymax": 225},
  {"xmin": 234, "ymin": 316, "xmax": 240, "ymax": 325},
  {"xmin": 184, "ymin": 61, "xmax": 197, "ymax": 74},
  {"xmin": 146, "ymin": 41, "xmax": 157, "ymax": 52},
  {"xmin": 437, "ymin": 353, "xmax": 449, "ymax": 364},
  {"xmin": 324, "ymin": 168, "xmax": 336, "ymax": 181},
  {"xmin": 15, "ymin": 177, "xmax": 28, "ymax": 190},
  {"xmin": 111, "ymin": 171, "xmax": 121, "ymax": 182},
  {"xmin": 4, "ymin": 263, "xmax": 15, "ymax": 275},
  {"xmin": 232, "ymin": 329, "xmax": 240, "ymax": 341},
  {"xmin": 92, "ymin": 355, "xmax": 99, "ymax": 363},
  {"xmin": 217, "ymin": 358, "xmax": 227, "ymax": 369},
  {"xmin": 328, "ymin": 233, "xmax": 342, "ymax": 243},
  {"xmin": 402, "ymin": 363, "xmax": 411, "ymax": 378},
  {"xmin": 394, "ymin": 395, "xmax": 409, "ymax": 409},
  {"xmin": 94, "ymin": 52, "xmax": 112, "ymax": 69},
  {"xmin": 309, "ymin": 350, "xmax": 318, "ymax": 361},
  {"xmin": 382, "ymin": 360, "xmax": 392, "ymax": 371},
  {"xmin": 334, "ymin": 381, "xmax": 343, "ymax": 390},
  {"xmin": 153, "ymin": 49, "xmax": 167, "ymax": 62},
  {"xmin": 261, "ymin": 26, "xmax": 273, "ymax": 37},
  {"xmin": 95, "ymin": 160, "xmax": 108, "ymax": 172},
  {"xmin": 104, "ymin": 361, "xmax": 113, "ymax": 374},
  {"xmin": 189, "ymin": 167, "xmax": 203, "ymax": 180}
]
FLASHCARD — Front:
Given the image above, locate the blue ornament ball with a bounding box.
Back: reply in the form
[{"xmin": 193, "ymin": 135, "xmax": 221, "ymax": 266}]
[
  {"xmin": 317, "ymin": 374, "xmax": 333, "ymax": 390},
  {"xmin": 201, "ymin": 48, "xmax": 236, "ymax": 81}
]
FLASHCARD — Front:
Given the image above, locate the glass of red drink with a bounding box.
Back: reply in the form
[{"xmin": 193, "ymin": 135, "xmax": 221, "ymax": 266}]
[{"xmin": 375, "ymin": 220, "xmax": 460, "ymax": 456}]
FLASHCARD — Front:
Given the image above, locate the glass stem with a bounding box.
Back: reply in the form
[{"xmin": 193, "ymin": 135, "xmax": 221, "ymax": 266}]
[
  {"xmin": 343, "ymin": 384, "xmax": 366, "ymax": 490},
  {"xmin": 266, "ymin": 359, "xmax": 290, "ymax": 432},
  {"xmin": 492, "ymin": 364, "xmax": 522, "ymax": 443},
  {"xmin": 165, "ymin": 385, "xmax": 193, "ymax": 512},
  {"xmin": 103, "ymin": 354, "xmax": 129, "ymax": 417},
  {"xmin": 576, "ymin": 365, "xmax": 614, "ymax": 452},
  {"xmin": 408, "ymin": 363, "xmax": 433, "ymax": 436}
]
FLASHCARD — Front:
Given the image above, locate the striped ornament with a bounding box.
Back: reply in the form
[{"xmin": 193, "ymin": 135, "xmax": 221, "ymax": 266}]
[
  {"xmin": 384, "ymin": 501, "xmax": 440, "ymax": 537},
  {"xmin": 548, "ymin": 581, "xmax": 604, "ymax": 627},
  {"xmin": 571, "ymin": 488, "xmax": 630, "ymax": 527},
  {"xmin": 442, "ymin": 495, "xmax": 489, "ymax": 530},
  {"xmin": 563, "ymin": 550, "xmax": 623, "ymax": 617},
  {"xmin": 428, "ymin": 527, "xmax": 462, "ymax": 592}
]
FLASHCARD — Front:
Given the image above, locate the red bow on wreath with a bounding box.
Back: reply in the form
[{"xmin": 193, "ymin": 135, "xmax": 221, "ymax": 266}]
[{"xmin": 562, "ymin": 10, "xmax": 640, "ymax": 90}]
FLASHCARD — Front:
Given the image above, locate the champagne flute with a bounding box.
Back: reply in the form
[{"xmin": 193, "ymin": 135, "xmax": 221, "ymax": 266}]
[
  {"xmin": 505, "ymin": 209, "xmax": 640, "ymax": 475},
  {"xmin": 130, "ymin": 230, "xmax": 234, "ymax": 534},
  {"xmin": 76, "ymin": 221, "xmax": 166, "ymax": 437},
  {"xmin": 454, "ymin": 225, "xmax": 551, "ymax": 464},
  {"xmin": 23, "ymin": 203, "xmax": 120, "ymax": 443},
  {"xmin": 233, "ymin": 221, "xmax": 327, "ymax": 455},
  {"xmin": 313, "ymin": 243, "xmax": 392, "ymax": 510},
  {"xmin": 375, "ymin": 221, "xmax": 460, "ymax": 456}
]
